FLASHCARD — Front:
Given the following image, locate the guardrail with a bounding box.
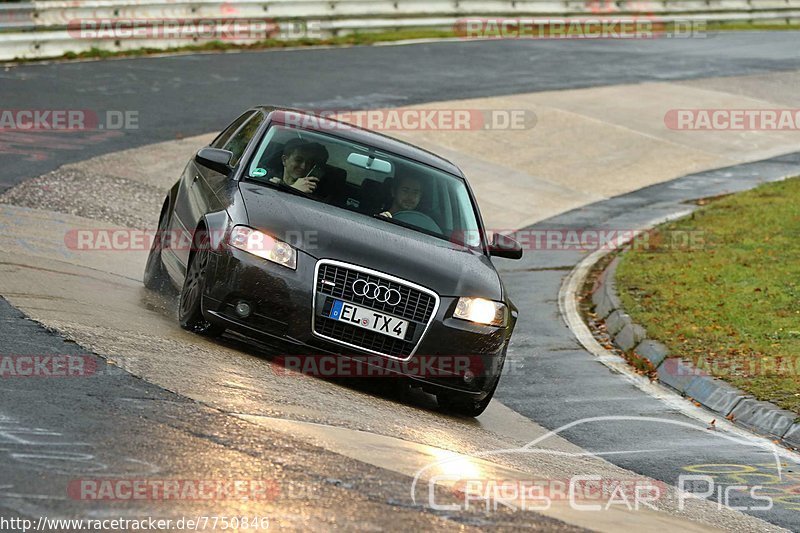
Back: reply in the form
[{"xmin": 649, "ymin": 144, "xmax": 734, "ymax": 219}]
[
  {"xmin": 1, "ymin": 0, "xmax": 799, "ymax": 61},
  {"xmin": 0, "ymin": 3, "xmax": 35, "ymax": 31}
]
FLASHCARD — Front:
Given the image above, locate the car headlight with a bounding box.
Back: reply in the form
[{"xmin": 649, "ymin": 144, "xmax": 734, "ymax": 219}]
[
  {"xmin": 229, "ymin": 225, "xmax": 297, "ymax": 270},
  {"xmin": 453, "ymin": 297, "xmax": 506, "ymax": 327}
]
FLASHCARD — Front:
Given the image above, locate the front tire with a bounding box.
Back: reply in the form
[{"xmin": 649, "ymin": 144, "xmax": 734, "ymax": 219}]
[
  {"xmin": 437, "ymin": 379, "xmax": 498, "ymax": 418},
  {"xmin": 178, "ymin": 232, "xmax": 225, "ymax": 337}
]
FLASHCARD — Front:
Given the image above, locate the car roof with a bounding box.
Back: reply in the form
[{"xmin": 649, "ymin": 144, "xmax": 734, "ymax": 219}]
[{"xmin": 254, "ymin": 106, "xmax": 465, "ymax": 178}]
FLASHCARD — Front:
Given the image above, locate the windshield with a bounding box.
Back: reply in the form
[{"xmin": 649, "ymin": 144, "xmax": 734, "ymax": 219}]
[{"xmin": 245, "ymin": 125, "xmax": 484, "ymax": 250}]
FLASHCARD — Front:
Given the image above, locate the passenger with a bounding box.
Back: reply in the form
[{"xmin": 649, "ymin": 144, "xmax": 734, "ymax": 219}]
[
  {"xmin": 378, "ymin": 175, "xmax": 423, "ymax": 218},
  {"xmin": 269, "ymin": 139, "xmax": 329, "ymax": 194}
]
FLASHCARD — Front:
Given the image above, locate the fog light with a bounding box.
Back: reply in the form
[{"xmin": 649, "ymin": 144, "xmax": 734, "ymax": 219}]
[
  {"xmin": 234, "ymin": 301, "xmax": 252, "ymax": 318},
  {"xmin": 463, "ymin": 370, "xmax": 475, "ymax": 384}
]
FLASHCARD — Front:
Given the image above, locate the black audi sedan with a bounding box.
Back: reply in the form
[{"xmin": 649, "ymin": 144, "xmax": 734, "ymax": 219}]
[{"xmin": 144, "ymin": 107, "xmax": 523, "ymax": 416}]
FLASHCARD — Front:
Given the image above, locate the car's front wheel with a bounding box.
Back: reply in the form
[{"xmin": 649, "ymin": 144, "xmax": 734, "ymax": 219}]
[
  {"xmin": 437, "ymin": 378, "xmax": 498, "ymax": 418},
  {"xmin": 178, "ymin": 233, "xmax": 225, "ymax": 337}
]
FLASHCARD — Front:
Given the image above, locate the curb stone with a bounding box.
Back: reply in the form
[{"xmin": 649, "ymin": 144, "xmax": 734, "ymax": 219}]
[
  {"xmin": 684, "ymin": 377, "xmax": 751, "ymax": 417},
  {"xmin": 614, "ymin": 323, "xmax": 646, "ymax": 352},
  {"xmin": 656, "ymin": 359, "xmax": 698, "ymax": 394},
  {"xmin": 592, "ymin": 251, "xmax": 799, "ymax": 449},
  {"xmin": 731, "ymin": 399, "xmax": 797, "ymax": 439},
  {"xmin": 784, "ymin": 424, "xmax": 800, "ymax": 449},
  {"xmin": 634, "ymin": 339, "xmax": 669, "ymax": 368},
  {"xmin": 605, "ymin": 309, "xmax": 631, "ymax": 336},
  {"xmin": 592, "ymin": 257, "xmax": 621, "ymax": 319}
]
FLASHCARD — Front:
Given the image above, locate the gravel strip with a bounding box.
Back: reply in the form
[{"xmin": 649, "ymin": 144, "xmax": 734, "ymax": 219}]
[{"xmin": 0, "ymin": 166, "xmax": 164, "ymax": 229}]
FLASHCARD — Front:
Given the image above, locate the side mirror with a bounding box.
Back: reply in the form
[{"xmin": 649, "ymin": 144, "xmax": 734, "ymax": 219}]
[
  {"xmin": 489, "ymin": 232, "xmax": 523, "ymax": 260},
  {"xmin": 196, "ymin": 148, "xmax": 233, "ymax": 175}
]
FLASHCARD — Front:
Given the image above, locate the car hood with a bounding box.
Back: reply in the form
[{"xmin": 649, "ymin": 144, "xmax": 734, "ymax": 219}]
[{"xmin": 238, "ymin": 183, "xmax": 502, "ymax": 300}]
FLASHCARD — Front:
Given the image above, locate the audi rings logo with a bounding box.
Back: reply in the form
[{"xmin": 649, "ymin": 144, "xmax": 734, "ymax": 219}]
[{"xmin": 352, "ymin": 279, "xmax": 402, "ymax": 306}]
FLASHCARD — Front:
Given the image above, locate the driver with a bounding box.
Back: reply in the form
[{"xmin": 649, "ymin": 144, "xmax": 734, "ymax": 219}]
[
  {"xmin": 269, "ymin": 139, "xmax": 329, "ymax": 194},
  {"xmin": 378, "ymin": 174, "xmax": 423, "ymax": 218}
]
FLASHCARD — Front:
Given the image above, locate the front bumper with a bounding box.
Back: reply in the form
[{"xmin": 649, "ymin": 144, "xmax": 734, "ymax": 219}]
[{"xmin": 202, "ymin": 245, "xmax": 513, "ymax": 398}]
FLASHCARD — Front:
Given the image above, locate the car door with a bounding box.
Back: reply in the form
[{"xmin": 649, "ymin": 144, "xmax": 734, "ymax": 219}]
[
  {"xmin": 199, "ymin": 109, "xmax": 266, "ymax": 211},
  {"xmin": 168, "ymin": 111, "xmax": 255, "ymax": 272}
]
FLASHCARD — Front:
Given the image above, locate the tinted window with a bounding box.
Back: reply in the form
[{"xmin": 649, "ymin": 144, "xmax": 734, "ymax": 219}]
[
  {"xmin": 223, "ymin": 112, "xmax": 265, "ymax": 167},
  {"xmin": 211, "ymin": 111, "xmax": 254, "ymax": 149}
]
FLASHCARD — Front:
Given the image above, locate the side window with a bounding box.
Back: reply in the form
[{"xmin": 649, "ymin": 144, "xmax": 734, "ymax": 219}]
[
  {"xmin": 211, "ymin": 111, "xmax": 254, "ymax": 149},
  {"xmin": 224, "ymin": 113, "xmax": 265, "ymax": 167}
]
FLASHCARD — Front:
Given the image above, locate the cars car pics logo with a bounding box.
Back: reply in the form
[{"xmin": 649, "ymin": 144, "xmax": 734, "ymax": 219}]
[
  {"xmin": 449, "ymin": 477, "xmax": 668, "ymax": 512},
  {"xmin": 351, "ymin": 279, "xmax": 402, "ymax": 306},
  {"xmin": 413, "ymin": 417, "xmax": 786, "ymax": 514}
]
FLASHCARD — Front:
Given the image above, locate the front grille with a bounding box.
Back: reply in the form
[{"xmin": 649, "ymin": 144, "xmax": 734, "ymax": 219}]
[
  {"xmin": 313, "ymin": 261, "xmax": 439, "ymax": 359},
  {"xmin": 316, "ymin": 263, "xmax": 436, "ymax": 323}
]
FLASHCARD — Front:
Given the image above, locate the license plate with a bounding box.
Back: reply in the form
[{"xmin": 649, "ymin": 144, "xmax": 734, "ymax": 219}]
[{"xmin": 328, "ymin": 299, "xmax": 408, "ymax": 340}]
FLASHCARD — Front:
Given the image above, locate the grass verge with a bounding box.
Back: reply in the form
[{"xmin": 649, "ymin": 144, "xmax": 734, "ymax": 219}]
[
  {"xmin": 49, "ymin": 28, "xmax": 458, "ymax": 62},
  {"xmin": 616, "ymin": 176, "xmax": 800, "ymax": 414}
]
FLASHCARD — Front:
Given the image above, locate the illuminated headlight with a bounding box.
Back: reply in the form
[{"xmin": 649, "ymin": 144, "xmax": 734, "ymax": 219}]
[
  {"xmin": 229, "ymin": 226, "xmax": 297, "ymax": 270},
  {"xmin": 453, "ymin": 297, "xmax": 506, "ymax": 327}
]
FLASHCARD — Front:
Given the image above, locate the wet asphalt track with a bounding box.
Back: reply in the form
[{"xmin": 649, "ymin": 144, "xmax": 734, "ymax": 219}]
[{"xmin": 2, "ymin": 33, "xmax": 800, "ymax": 530}]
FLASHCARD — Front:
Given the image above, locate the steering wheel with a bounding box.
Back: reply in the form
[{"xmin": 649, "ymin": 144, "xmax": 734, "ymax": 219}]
[{"xmin": 392, "ymin": 210, "xmax": 442, "ymax": 234}]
